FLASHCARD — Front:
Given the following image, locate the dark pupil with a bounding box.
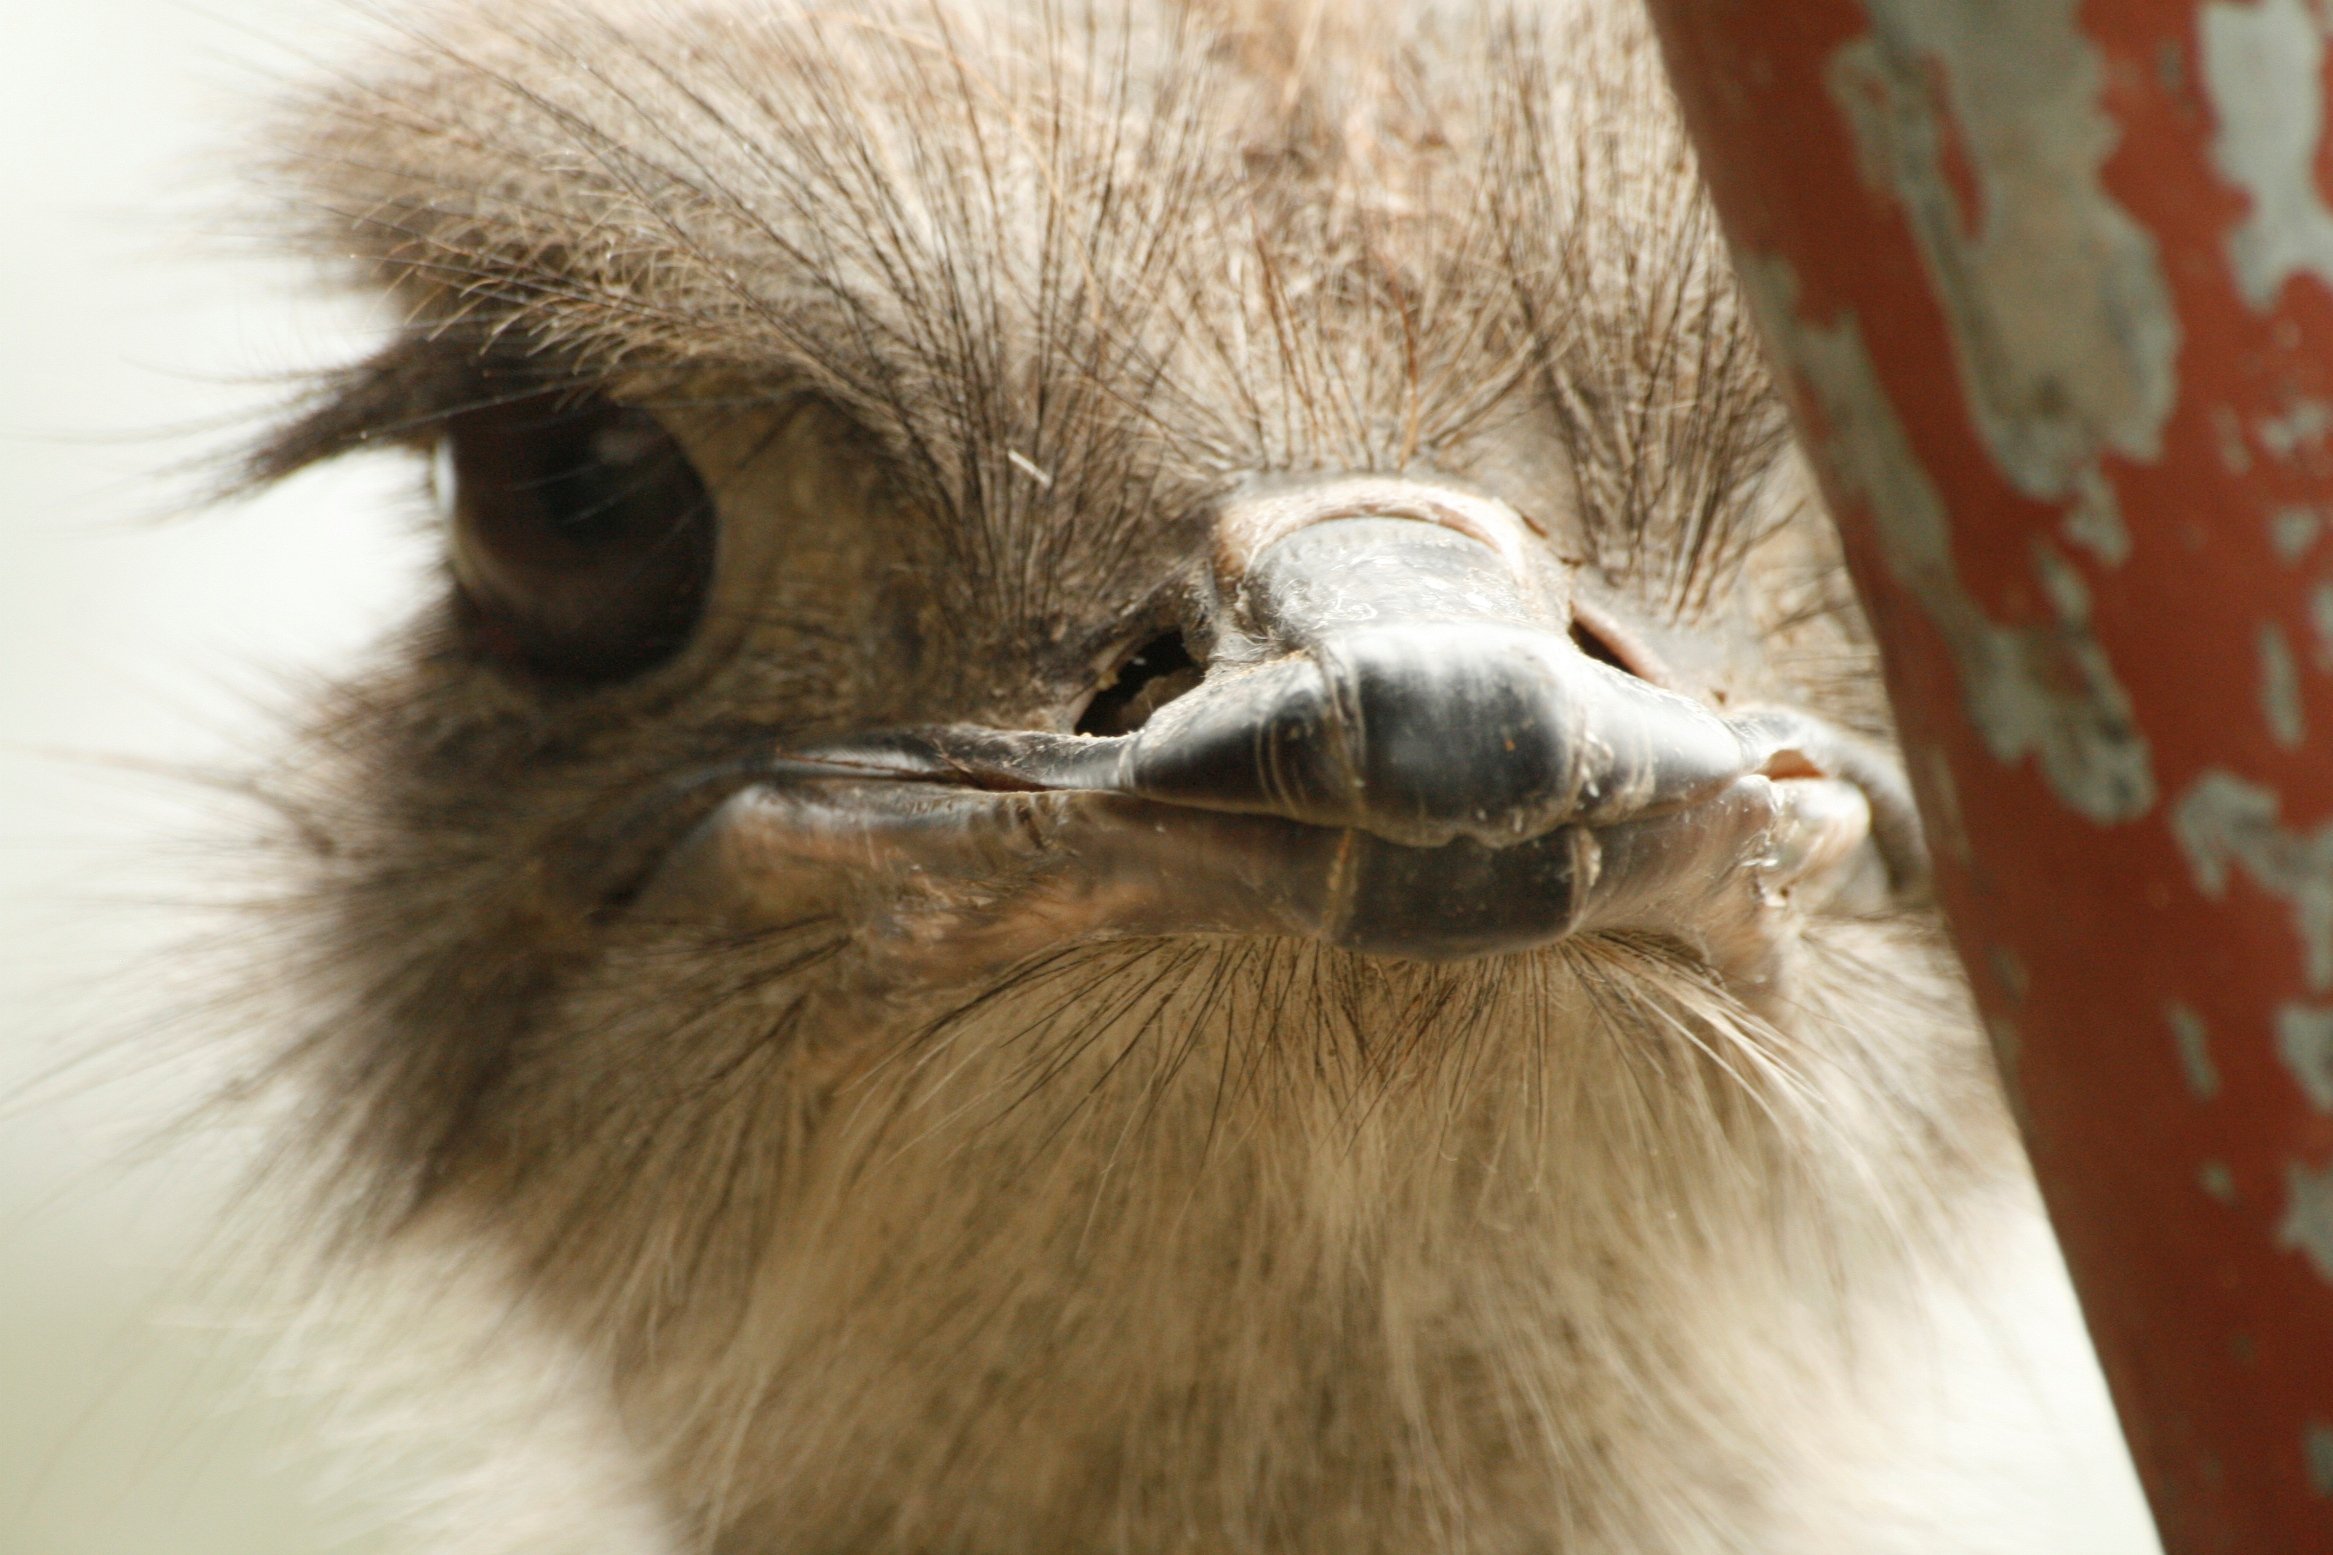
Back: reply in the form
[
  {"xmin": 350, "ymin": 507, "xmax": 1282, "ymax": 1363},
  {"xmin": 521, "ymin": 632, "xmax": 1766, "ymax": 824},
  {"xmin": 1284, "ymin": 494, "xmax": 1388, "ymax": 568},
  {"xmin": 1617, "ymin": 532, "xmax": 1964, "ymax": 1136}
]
[
  {"xmin": 535, "ymin": 432, "xmax": 647, "ymax": 543},
  {"xmin": 447, "ymin": 389, "xmax": 716, "ymax": 683}
]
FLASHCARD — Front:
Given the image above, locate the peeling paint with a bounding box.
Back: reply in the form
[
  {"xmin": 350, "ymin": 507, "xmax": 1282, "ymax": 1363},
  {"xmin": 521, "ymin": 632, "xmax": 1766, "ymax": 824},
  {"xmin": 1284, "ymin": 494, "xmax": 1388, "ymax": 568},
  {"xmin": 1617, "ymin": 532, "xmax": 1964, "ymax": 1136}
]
[
  {"xmin": 2215, "ymin": 403, "xmax": 2255, "ymax": 473},
  {"xmin": 2204, "ymin": 0, "xmax": 2333, "ymax": 310},
  {"xmin": 2279, "ymin": 1158, "xmax": 2333, "ymax": 1283},
  {"xmin": 2169, "ymin": 1001, "xmax": 2222, "ymax": 1099},
  {"xmin": 1829, "ymin": 2, "xmax": 2179, "ymax": 539},
  {"xmin": 2257, "ymin": 395, "xmax": 2333, "ymax": 462},
  {"xmin": 1914, "ymin": 743, "xmax": 1975, "ymax": 866},
  {"xmin": 2308, "ymin": 1421, "xmax": 2333, "ymax": 1499},
  {"xmin": 2172, "ymin": 768, "xmax": 2333, "ymax": 989},
  {"xmin": 2062, "ymin": 468, "xmax": 2131, "ymax": 565},
  {"xmin": 2312, "ymin": 582, "xmax": 2333, "ymax": 671},
  {"xmin": 1739, "ymin": 256, "xmax": 2157, "ymax": 824},
  {"xmin": 2202, "ymin": 1160, "xmax": 2240, "ymax": 1202},
  {"xmin": 2272, "ymin": 505, "xmax": 2324, "ymax": 561},
  {"xmin": 2278, "ymin": 1002, "xmax": 2333, "ymax": 1110},
  {"xmin": 2261, "ymin": 623, "xmax": 2309, "ymax": 748}
]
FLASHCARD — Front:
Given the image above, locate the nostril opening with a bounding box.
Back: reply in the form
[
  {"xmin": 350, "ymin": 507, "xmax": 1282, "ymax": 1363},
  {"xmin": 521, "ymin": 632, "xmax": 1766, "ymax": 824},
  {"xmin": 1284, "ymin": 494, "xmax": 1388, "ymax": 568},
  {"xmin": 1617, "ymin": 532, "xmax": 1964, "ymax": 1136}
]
[
  {"xmin": 1567, "ymin": 601, "xmax": 1672, "ymax": 687},
  {"xmin": 1077, "ymin": 630, "xmax": 1204, "ymax": 737},
  {"xmin": 1758, "ymin": 746, "xmax": 1829, "ymax": 782},
  {"xmin": 1570, "ymin": 618, "xmax": 1638, "ymax": 676}
]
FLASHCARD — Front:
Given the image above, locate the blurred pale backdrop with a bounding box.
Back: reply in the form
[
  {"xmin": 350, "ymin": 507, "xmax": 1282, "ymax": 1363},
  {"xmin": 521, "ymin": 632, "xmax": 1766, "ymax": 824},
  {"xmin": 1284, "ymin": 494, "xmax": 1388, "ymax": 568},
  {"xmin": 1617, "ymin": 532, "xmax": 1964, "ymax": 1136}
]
[{"xmin": 0, "ymin": 4, "xmax": 425, "ymax": 1551}]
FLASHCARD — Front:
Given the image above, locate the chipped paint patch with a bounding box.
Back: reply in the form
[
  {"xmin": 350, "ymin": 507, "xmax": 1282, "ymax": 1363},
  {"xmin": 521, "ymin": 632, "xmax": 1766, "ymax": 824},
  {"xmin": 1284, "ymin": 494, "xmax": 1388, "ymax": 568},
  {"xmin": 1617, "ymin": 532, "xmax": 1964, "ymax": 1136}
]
[
  {"xmin": 2278, "ymin": 1002, "xmax": 2333, "ymax": 1110},
  {"xmin": 2202, "ymin": 1160, "xmax": 2240, "ymax": 1203},
  {"xmin": 2062, "ymin": 468, "xmax": 2131, "ymax": 565},
  {"xmin": 1738, "ymin": 256, "xmax": 2157, "ymax": 824},
  {"xmin": 2262, "ymin": 623, "xmax": 2309, "ymax": 748},
  {"xmin": 1830, "ymin": 2, "xmax": 2179, "ymax": 536},
  {"xmin": 2215, "ymin": 403, "xmax": 2255, "ymax": 473},
  {"xmin": 2257, "ymin": 395, "xmax": 2333, "ymax": 462},
  {"xmin": 2172, "ymin": 769, "xmax": 2333, "ymax": 988},
  {"xmin": 2204, "ymin": 0, "xmax": 2333, "ymax": 309},
  {"xmin": 1914, "ymin": 743, "xmax": 1975, "ymax": 866},
  {"xmin": 2168, "ymin": 1001, "xmax": 2222, "ymax": 1099},
  {"xmin": 2312, "ymin": 583, "xmax": 2333, "ymax": 671},
  {"xmin": 2272, "ymin": 505, "xmax": 2324, "ymax": 561},
  {"xmin": 2280, "ymin": 1158, "xmax": 2333, "ymax": 1282},
  {"xmin": 2308, "ymin": 1421, "xmax": 2333, "ymax": 1499}
]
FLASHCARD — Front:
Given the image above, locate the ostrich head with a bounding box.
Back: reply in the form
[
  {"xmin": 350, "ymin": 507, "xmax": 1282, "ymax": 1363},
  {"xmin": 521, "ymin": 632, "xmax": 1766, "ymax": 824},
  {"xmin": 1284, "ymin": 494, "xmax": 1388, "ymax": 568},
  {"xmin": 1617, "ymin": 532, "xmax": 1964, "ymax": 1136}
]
[{"xmin": 236, "ymin": 0, "xmax": 2018, "ymax": 1550}]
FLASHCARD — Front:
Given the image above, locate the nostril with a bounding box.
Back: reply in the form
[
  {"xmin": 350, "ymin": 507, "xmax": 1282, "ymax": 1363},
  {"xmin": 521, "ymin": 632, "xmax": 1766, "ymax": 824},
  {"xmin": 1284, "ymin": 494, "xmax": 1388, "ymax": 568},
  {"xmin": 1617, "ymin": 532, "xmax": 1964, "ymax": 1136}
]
[
  {"xmin": 1757, "ymin": 746, "xmax": 1829, "ymax": 783},
  {"xmin": 1567, "ymin": 601, "xmax": 1671, "ymax": 687},
  {"xmin": 1570, "ymin": 618, "xmax": 1636, "ymax": 676},
  {"xmin": 1077, "ymin": 630, "xmax": 1204, "ymax": 737}
]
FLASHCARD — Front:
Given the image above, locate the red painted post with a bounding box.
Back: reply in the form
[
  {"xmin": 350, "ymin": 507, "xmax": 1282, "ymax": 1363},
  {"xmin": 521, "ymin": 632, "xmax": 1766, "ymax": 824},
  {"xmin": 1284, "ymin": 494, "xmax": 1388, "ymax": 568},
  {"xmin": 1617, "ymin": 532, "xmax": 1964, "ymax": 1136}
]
[{"xmin": 1642, "ymin": 2, "xmax": 2333, "ymax": 1548}]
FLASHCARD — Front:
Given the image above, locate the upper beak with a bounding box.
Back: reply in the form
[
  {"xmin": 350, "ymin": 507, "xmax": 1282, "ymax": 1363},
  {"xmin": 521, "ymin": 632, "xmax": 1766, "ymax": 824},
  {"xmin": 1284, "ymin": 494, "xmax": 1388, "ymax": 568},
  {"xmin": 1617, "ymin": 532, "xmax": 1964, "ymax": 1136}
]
[{"xmin": 636, "ymin": 483, "xmax": 1925, "ymax": 994}]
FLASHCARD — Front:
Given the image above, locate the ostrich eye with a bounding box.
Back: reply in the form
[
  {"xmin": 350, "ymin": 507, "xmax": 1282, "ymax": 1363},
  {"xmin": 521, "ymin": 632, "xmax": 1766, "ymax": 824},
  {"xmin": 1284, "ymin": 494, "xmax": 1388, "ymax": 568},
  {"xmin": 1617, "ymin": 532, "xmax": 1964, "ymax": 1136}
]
[{"xmin": 435, "ymin": 388, "xmax": 716, "ymax": 684}]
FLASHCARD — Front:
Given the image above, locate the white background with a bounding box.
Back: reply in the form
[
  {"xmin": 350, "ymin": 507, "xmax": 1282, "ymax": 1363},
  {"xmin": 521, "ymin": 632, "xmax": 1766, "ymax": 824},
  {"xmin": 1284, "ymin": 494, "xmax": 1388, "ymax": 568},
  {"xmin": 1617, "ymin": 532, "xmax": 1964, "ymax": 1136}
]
[{"xmin": 0, "ymin": 4, "xmax": 424, "ymax": 1549}]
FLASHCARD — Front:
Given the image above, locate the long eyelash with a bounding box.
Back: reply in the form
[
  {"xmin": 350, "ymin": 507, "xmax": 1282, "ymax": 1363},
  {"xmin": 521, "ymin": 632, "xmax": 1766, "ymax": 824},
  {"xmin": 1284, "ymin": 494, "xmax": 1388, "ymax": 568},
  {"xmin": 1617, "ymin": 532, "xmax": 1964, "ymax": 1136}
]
[{"xmin": 239, "ymin": 336, "xmax": 591, "ymax": 485}]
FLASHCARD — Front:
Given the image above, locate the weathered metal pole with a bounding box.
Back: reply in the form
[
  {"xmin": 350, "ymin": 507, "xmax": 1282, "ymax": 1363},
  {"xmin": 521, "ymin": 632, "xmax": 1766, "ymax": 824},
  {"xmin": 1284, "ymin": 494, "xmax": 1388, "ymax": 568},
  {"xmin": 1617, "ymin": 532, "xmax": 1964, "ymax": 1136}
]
[{"xmin": 1642, "ymin": 2, "xmax": 2333, "ymax": 1548}]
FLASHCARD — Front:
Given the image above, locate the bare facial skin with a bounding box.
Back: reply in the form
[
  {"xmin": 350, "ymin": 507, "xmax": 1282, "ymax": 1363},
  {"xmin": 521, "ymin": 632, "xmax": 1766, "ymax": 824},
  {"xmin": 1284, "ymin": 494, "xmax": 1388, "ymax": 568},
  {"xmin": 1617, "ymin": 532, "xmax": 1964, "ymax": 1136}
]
[{"xmin": 228, "ymin": 2, "xmax": 2141, "ymax": 1551}]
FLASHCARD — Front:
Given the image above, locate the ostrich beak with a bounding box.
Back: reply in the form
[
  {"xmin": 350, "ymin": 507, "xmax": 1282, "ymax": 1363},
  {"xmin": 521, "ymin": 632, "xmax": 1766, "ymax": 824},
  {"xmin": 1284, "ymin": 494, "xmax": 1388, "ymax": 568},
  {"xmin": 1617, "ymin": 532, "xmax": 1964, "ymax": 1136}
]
[{"xmin": 637, "ymin": 480, "xmax": 1925, "ymax": 995}]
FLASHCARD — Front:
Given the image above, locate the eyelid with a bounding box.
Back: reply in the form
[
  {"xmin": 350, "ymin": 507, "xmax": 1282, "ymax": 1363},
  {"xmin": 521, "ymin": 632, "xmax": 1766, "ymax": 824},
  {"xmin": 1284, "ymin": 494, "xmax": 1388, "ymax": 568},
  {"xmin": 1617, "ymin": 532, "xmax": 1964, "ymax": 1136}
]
[{"xmin": 242, "ymin": 338, "xmax": 593, "ymax": 489}]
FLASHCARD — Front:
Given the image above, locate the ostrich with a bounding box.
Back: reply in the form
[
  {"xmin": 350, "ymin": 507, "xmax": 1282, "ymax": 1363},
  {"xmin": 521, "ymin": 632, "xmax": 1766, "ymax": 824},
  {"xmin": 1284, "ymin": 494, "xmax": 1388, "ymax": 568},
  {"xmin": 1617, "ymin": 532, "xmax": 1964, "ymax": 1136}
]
[{"xmin": 227, "ymin": 0, "xmax": 2151, "ymax": 1550}]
